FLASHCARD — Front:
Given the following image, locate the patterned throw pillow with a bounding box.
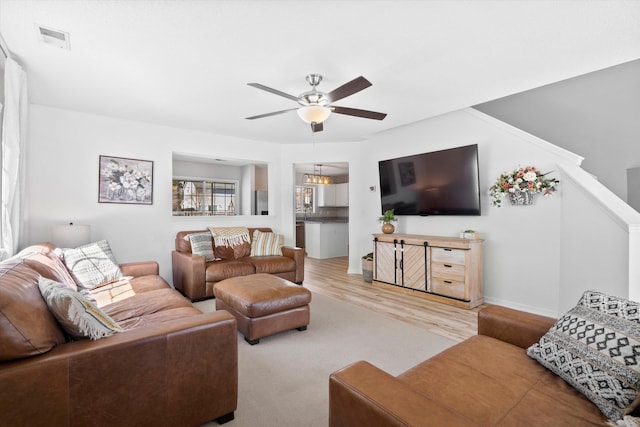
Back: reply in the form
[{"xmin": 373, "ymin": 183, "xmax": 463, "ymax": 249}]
[
  {"xmin": 38, "ymin": 276, "xmax": 123, "ymax": 340},
  {"xmin": 250, "ymin": 230, "xmax": 283, "ymax": 256},
  {"xmin": 62, "ymin": 240, "xmax": 124, "ymax": 291},
  {"xmin": 208, "ymin": 227, "xmax": 251, "ymax": 259},
  {"xmin": 185, "ymin": 232, "xmax": 215, "ymax": 261},
  {"xmin": 527, "ymin": 290, "xmax": 640, "ymax": 421}
]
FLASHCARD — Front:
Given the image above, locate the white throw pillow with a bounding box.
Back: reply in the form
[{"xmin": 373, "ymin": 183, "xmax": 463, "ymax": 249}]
[{"xmin": 62, "ymin": 240, "xmax": 124, "ymax": 290}]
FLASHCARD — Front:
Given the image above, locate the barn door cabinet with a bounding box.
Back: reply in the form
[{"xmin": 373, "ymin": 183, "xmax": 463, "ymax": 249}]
[{"xmin": 372, "ymin": 233, "xmax": 483, "ymax": 309}]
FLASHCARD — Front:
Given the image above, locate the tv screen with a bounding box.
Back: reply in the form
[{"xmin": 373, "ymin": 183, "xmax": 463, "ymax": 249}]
[{"xmin": 379, "ymin": 144, "xmax": 481, "ymax": 216}]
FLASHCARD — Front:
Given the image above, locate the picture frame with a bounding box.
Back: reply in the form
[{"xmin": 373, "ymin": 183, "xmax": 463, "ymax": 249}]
[{"xmin": 98, "ymin": 155, "xmax": 153, "ymax": 204}]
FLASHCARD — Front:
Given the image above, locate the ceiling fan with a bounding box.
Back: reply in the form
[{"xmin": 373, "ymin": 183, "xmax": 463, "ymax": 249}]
[{"xmin": 245, "ymin": 74, "xmax": 387, "ymax": 133}]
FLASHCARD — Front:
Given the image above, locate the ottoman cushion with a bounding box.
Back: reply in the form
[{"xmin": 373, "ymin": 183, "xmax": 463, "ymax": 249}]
[{"xmin": 214, "ymin": 274, "xmax": 311, "ymax": 318}]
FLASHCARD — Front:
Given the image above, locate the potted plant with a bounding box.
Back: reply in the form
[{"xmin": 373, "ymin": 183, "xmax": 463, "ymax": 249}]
[
  {"xmin": 489, "ymin": 166, "xmax": 559, "ymax": 207},
  {"xmin": 378, "ymin": 209, "xmax": 398, "ymax": 234},
  {"xmin": 361, "ymin": 252, "xmax": 373, "ymax": 282},
  {"xmin": 459, "ymin": 229, "xmax": 479, "ymax": 240}
]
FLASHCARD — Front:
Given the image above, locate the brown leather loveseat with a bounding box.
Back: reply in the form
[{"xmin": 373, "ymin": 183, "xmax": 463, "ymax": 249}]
[
  {"xmin": 0, "ymin": 242, "xmax": 238, "ymax": 427},
  {"xmin": 329, "ymin": 305, "xmax": 611, "ymax": 426},
  {"xmin": 172, "ymin": 228, "xmax": 304, "ymax": 301}
]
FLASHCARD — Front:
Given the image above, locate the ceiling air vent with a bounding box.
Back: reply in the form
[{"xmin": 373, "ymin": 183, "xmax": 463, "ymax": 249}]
[{"xmin": 35, "ymin": 24, "xmax": 70, "ymax": 50}]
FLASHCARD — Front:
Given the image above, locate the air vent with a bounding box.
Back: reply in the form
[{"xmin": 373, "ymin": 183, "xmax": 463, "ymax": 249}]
[{"xmin": 35, "ymin": 24, "xmax": 70, "ymax": 50}]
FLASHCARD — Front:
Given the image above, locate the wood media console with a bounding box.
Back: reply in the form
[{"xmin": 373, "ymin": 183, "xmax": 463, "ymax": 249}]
[{"xmin": 372, "ymin": 233, "xmax": 483, "ymax": 309}]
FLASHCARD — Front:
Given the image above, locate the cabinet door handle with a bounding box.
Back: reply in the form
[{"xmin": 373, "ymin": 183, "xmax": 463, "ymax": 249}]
[
  {"xmin": 444, "ymin": 248, "xmax": 452, "ymax": 252},
  {"xmin": 399, "ymin": 259, "xmax": 403, "ymax": 270}
]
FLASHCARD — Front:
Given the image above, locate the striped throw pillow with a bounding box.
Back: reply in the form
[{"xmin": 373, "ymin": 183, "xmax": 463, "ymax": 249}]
[
  {"xmin": 250, "ymin": 230, "xmax": 283, "ymax": 256},
  {"xmin": 38, "ymin": 277, "xmax": 123, "ymax": 340}
]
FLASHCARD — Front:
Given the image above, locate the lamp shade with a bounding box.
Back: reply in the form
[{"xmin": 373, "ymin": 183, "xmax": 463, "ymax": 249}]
[
  {"xmin": 52, "ymin": 223, "xmax": 91, "ymax": 248},
  {"xmin": 297, "ymin": 106, "xmax": 331, "ymax": 124}
]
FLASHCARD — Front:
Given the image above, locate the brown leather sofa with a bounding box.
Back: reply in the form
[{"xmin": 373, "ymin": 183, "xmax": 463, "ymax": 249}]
[
  {"xmin": 172, "ymin": 228, "xmax": 304, "ymax": 301},
  {"xmin": 329, "ymin": 305, "xmax": 609, "ymax": 426},
  {"xmin": 0, "ymin": 242, "xmax": 238, "ymax": 427}
]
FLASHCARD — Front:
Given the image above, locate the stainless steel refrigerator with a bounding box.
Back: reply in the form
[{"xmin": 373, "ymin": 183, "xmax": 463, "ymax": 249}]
[{"xmin": 254, "ymin": 190, "xmax": 268, "ymax": 215}]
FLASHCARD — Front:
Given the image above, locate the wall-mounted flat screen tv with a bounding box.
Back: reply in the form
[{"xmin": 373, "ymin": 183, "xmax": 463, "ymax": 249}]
[{"xmin": 379, "ymin": 144, "xmax": 481, "ymax": 216}]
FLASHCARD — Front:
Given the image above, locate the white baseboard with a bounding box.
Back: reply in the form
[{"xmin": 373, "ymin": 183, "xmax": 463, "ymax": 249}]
[{"xmin": 483, "ymin": 296, "xmax": 559, "ymax": 318}]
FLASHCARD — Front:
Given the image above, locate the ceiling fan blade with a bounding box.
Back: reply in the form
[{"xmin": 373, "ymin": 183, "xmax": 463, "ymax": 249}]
[
  {"xmin": 245, "ymin": 108, "xmax": 297, "ymax": 120},
  {"xmin": 332, "ymin": 106, "xmax": 387, "ymax": 120},
  {"xmin": 311, "ymin": 122, "xmax": 324, "ymax": 133},
  {"xmin": 247, "ymin": 83, "xmax": 300, "ymax": 102},
  {"xmin": 327, "ymin": 76, "xmax": 372, "ymax": 102}
]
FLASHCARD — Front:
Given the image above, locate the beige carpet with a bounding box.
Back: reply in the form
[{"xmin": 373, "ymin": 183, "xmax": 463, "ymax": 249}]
[{"xmin": 195, "ymin": 292, "xmax": 456, "ymax": 427}]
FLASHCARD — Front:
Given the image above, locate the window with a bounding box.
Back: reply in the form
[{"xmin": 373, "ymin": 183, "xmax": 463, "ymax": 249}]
[
  {"xmin": 295, "ymin": 186, "xmax": 314, "ymax": 213},
  {"xmin": 172, "ymin": 179, "xmax": 237, "ymax": 216}
]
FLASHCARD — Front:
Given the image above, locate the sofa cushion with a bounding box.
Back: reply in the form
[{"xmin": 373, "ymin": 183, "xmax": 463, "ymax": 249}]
[
  {"xmin": 398, "ymin": 335, "xmax": 606, "ymax": 425},
  {"xmin": 185, "ymin": 232, "xmax": 215, "ymax": 261},
  {"xmin": 100, "ymin": 287, "xmax": 196, "ymax": 328},
  {"xmin": 250, "ymin": 230, "xmax": 283, "ymax": 256},
  {"xmin": 62, "ymin": 240, "xmax": 124, "ymax": 290},
  {"xmin": 205, "ymin": 259, "xmax": 255, "ymax": 282},
  {"xmin": 0, "ymin": 260, "xmax": 66, "ymax": 361},
  {"xmin": 38, "ymin": 276, "xmax": 123, "ymax": 340},
  {"xmin": 245, "ymin": 256, "xmax": 295, "ymax": 274},
  {"xmin": 87, "ymin": 275, "xmax": 170, "ymax": 308},
  {"xmin": 208, "ymin": 227, "xmax": 251, "ymax": 259},
  {"xmin": 527, "ymin": 290, "xmax": 640, "ymax": 421}
]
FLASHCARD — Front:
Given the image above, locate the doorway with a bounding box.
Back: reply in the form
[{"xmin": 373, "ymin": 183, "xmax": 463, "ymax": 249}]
[{"xmin": 293, "ymin": 163, "xmax": 349, "ymax": 258}]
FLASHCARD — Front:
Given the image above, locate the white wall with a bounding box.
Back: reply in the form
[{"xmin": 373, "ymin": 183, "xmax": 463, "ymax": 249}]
[
  {"xmin": 558, "ymin": 163, "xmax": 640, "ymax": 313},
  {"xmin": 24, "ymin": 105, "xmax": 287, "ymax": 281},
  {"xmin": 358, "ymin": 109, "xmax": 580, "ymax": 316},
  {"xmin": 24, "ymin": 104, "xmax": 640, "ymax": 317}
]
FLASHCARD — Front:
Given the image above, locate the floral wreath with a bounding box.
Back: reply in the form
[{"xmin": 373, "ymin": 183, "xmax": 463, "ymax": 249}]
[{"xmin": 489, "ymin": 166, "xmax": 559, "ymax": 207}]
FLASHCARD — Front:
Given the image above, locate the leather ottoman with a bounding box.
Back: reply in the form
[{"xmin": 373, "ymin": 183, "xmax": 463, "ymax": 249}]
[{"xmin": 214, "ymin": 273, "xmax": 311, "ymax": 345}]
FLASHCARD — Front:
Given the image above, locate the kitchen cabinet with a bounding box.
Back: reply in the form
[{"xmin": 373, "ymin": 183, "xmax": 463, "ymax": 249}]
[
  {"xmin": 335, "ymin": 183, "xmax": 348, "ymax": 206},
  {"xmin": 317, "ymin": 183, "xmax": 348, "ymax": 207},
  {"xmin": 305, "ymin": 222, "xmax": 348, "ymax": 259}
]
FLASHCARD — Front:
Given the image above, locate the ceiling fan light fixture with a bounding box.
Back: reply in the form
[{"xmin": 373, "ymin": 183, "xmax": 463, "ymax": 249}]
[{"xmin": 297, "ymin": 105, "xmax": 331, "ymax": 124}]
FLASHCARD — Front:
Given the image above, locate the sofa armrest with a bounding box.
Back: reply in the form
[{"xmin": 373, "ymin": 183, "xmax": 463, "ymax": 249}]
[
  {"xmin": 329, "ymin": 361, "xmax": 467, "ymax": 427},
  {"xmin": 119, "ymin": 260, "xmax": 159, "ymax": 277},
  {"xmin": 477, "ymin": 304, "xmax": 556, "ymax": 349},
  {"xmin": 0, "ymin": 311, "xmax": 238, "ymax": 427},
  {"xmin": 281, "ymin": 246, "xmax": 304, "ymax": 283},
  {"xmin": 172, "ymin": 250, "xmax": 206, "ymax": 300}
]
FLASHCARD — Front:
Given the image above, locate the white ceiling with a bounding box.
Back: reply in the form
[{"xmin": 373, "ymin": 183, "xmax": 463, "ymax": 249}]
[{"xmin": 1, "ymin": 0, "xmax": 639, "ymax": 144}]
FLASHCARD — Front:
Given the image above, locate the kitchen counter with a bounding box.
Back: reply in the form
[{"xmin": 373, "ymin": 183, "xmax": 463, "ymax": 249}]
[
  {"xmin": 304, "ymin": 222, "xmax": 348, "ymax": 259},
  {"xmin": 298, "ymin": 217, "xmax": 348, "ymax": 224}
]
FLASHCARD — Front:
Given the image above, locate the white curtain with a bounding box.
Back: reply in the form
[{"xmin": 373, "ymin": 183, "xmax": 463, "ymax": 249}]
[{"xmin": 0, "ymin": 57, "xmax": 28, "ymax": 260}]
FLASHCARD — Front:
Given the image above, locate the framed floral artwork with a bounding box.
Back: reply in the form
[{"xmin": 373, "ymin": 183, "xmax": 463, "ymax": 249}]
[{"xmin": 98, "ymin": 155, "xmax": 153, "ymax": 205}]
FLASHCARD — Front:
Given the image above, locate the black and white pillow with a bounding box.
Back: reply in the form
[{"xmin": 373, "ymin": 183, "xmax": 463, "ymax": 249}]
[
  {"xmin": 185, "ymin": 232, "xmax": 215, "ymax": 261},
  {"xmin": 527, "ymin": 290, "xmax": 640, "ymax": 421}
]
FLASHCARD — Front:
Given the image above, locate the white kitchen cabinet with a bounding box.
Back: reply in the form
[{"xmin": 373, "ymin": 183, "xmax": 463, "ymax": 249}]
[
  {"xmin": 316, "ymin": 185, "xmax": 335, "ymax": 207},
  {"xmin": 335, "ymin": 183, "xmax": 349, "ymax": 206},
  {"xmin": 305, "ymin": 222, "xmax": 348, "ymax": 259},
  {"xmin": 317, "ymin": 183, "xmax": 348, "ymax": 207}
]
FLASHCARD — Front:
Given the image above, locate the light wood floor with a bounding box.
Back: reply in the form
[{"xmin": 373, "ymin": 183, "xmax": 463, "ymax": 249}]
[{"xmin": 303, "ymin": 256, "xmax": 483, "ymax": 342}]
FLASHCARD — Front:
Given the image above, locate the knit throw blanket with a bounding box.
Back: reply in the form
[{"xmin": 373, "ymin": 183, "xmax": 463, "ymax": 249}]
[{"xmin": 208, "ymin": 226, "xmax": 250, "ymax": 247}]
